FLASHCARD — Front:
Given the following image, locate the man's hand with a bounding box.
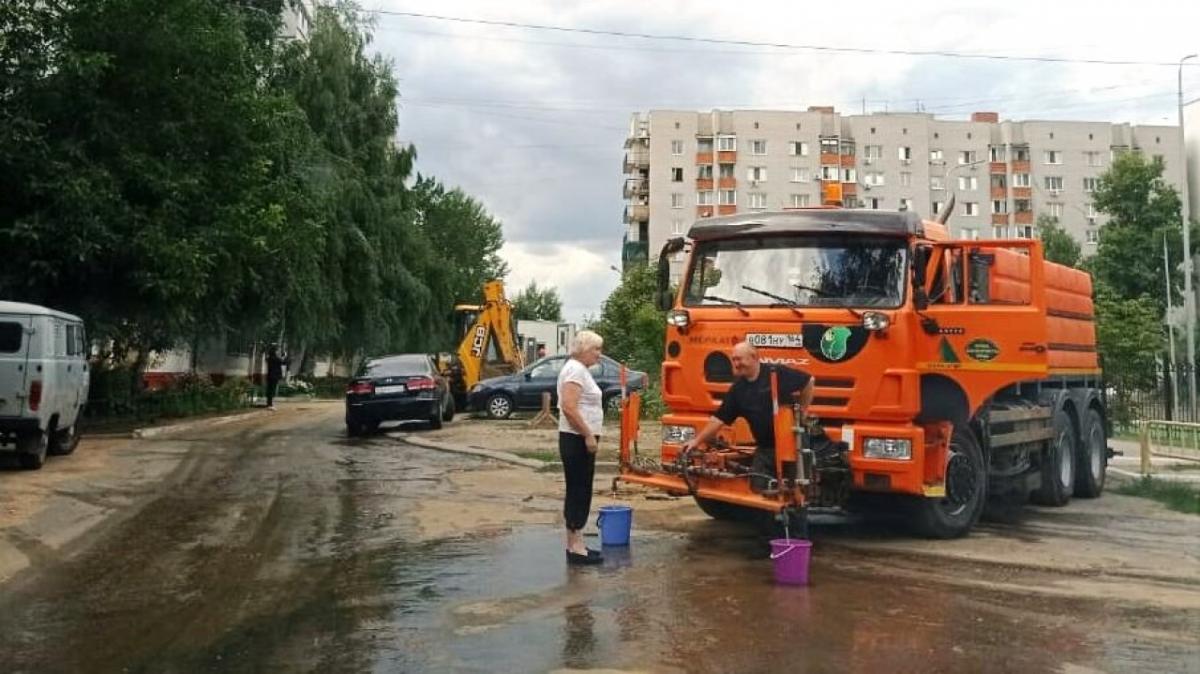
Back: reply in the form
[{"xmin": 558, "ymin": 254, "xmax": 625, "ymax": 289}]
[
  {"xmin": 682, "ymin": 437, "xmax": 701, "ymax": 453},
  {"xmin": 585, "ymin": 435, "xmax": 599, "ymax": 455}
]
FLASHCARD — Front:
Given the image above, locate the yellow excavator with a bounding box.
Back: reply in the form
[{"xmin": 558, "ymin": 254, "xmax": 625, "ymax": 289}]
[{"xmin": 437, "ymin": 280, "xmax": 525, "ymax": 409}]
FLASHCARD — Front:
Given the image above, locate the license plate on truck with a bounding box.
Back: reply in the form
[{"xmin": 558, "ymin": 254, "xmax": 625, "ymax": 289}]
[
  {"xmin": 747, "ymin": 333, "xmax": 803, "ymax": 349},
  {"xmin": 376, "ymin": 385, "xmax": 406, "ymax": 394}
]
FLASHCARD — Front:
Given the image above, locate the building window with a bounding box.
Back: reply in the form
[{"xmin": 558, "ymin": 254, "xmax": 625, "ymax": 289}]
[
  {"xmin": 864, "ymin": 145, "xmax": 883, "ymax": 160},
  {"xmin": 671, "ymin": 193, "xmax": 684, "ymax": 208},
  {"xmin": 991, "ymin": 200, "xmax": 1007, "ymax": 214},
  {"xmin": 1153, "ymin": 153, "xmax": 1165, "ymax": 164},
  {"xmin": 842, "ymin": 168, "xmax": 857, "ymax": 182},
  {"xmin": 930, "ymin": 149, "xmax": 944, "ymax": 163},
  {"xmin": 749, "ymin": 139, "xmax": 767, "ymax": 155},
  {"xmin": 1086, "ymin": 203, "xmax": 1098, "ymax": 225},
  {"xmin": 932, "ymin": 200, "xmax": 944, "ymax": 214},
  {"xmin": 671, "ymin": 167, "xmax": 684, "ymax": 182},
  {"xmin": 698, "ymin": 164, "xmax": 713, "ymax": 179},
  {"xmin": 958, "ymin": 175, "xmax": 978, "ymax": 191},
  {"xmin": 959, "ymin": 150, "xmax": 977, "ymax": 165},
  {"xmin": 820, "ymin": 137, "xmax": 839, "ymax": 154},
  {"xmin": 671, "ymin": 140, "xmax": 684, "ymax": 155},
  {"xmin": 898, "ymin": 146, "xmax": 913, "ymax": 161},
  {"xmin": 1083, "ymin": 177, "xmax": 1099, "ymax": 192},
  {"xmin": 1012, "ymin": 173, "xmax": 1031, "ymax": 188},
  {"xmin": 749, "ymin": 192, "xmax": 767, "ymax": 209},
  {"xmin": 1086, "ymin": 229, "xmax": 1099, "ymax": 244},
  {"xmin": 1044, "ymin": 150, "xmax": 1062, "ymax": 164},
  {"xmin": 717, "ymin": 136, "xmax": 736, "ymax": 151},
  {"xmin": 1016, "ymin": 225, "xmax": 1034, "ymax": 239},
  {"xmin": 790, "ymin": 167, "xmax": 811, "ymax": 183},
  {"xmin": 864, "ymin": 171, "xmax": 885, "ymax": 187},
  {"xmin": 820, "ymin": 166, "xmax": 839, "ymax": 181},
  {"xmin": 1012, "ymin": 146, "xmax": 1030, "ymax": 161},
  {"xmin": 747, "ymin": 166, "xmax": 768, "ymax": 182},
  {"xmin": 1014, "ymin": 199, "xmax": 1032, "ymax": 213},
  {"xmin": 697, "ymin": 137, "xmax": 713, "ymax": 152},
  {"xmin": 899, "ymin": 172, "xmax": 912, "ymax": 187},
  {"xmin": 963, "ymin": 202, "xmax": 979, "ymax": 216},
  {"xmin": 993, "ymin": 225, "xmax": 1009, "ymax": 238},
  {"xmin": 961, "ymin": 228, "xmax": 979, "ymax": 240},
  {"xmin": 868, "ymin": 197, "xmax": 883, "ymax": 210},
  {"xmin": 719, "ymin": 189, "xmax": 736, "ymax": 205},
  {"xmin": 790, "ymin": 193, "xmax": 811, "ymax": 208},
  {"xmin": 899, "ymin": 198, "xmax": 913, "ymax": 211},
  {"xmin": 989, "ymin": 146, "xmax": 1006, "ymax": 162},
  {"xmin": 719, "ymin": 163, "xmax": 735, "ymax": 179},
  {"xmin": 671, "ymin": 219, "xmax": 684, "ymax": 235},
  {"xmin": 1085, "ymin": 151, "xmax": 1102, "ymax": 167},
  {"xmin": 697, "ymin": 190, "xmax": 714, "ymax": 206},
  {"xmin": 930, "ymin": 176, "xmax": 945, "ymax": 191},
  {"xmin": 788, "ymin": 141, "xmax": 810, "ymax": 156},
  {"xmin": 1047, "ymin": 202, "xmax": 1064, "ymax": 218},
  {"xmin": 1044, "ymin": 176, "xmax": 1064, "ymax": 192}
]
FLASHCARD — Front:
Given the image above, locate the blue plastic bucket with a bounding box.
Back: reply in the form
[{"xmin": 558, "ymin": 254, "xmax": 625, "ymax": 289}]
[{"xmin": 596, "ymin": 505, "xmax": 633, "ymax": 546}]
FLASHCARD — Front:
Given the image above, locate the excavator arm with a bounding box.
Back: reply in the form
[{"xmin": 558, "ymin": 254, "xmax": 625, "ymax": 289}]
[{"xmin": 454, "ymin": 280, "xmax": 525, "ymax": 391}]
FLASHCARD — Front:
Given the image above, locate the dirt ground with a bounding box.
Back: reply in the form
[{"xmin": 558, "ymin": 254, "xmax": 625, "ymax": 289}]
[{"xmin": 422, "ymin": 415, "xmax": 662, "ymax": 463}]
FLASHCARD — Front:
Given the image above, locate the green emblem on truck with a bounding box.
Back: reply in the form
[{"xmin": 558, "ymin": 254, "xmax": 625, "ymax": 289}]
[
  {"xmin": 966, "ymin": 339, "xmax": 1000, "ymax": 361},
  {"xmin": 820, "ymin": 326, "xmax": 852, "ymax": 361}
]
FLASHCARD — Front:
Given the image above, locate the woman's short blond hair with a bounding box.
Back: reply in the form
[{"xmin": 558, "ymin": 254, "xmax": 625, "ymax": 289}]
[{"xmin": 570, "ymin": 330, "xmax": 604, "ymax": 357}]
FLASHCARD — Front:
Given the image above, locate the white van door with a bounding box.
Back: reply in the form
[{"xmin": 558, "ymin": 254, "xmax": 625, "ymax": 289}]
[{"xmin": 0, "ymin": 315, "xmax": 32, "ymax": 418}]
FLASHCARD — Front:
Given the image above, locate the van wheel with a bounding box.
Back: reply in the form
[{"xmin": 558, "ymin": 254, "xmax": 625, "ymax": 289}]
[
  {"xmin": 18, "ymin": 431, "xmax": 48, "ymax": 470},
  {"xmin": 49, "ymin": 423, "xmax": 80, "ymax": 456},
  {"xmin": 1032, "ymin": 408, "xmax": 1075, "ymax": 507},
  {"xmin": 1073, "ymin": 408, "xmax": 1106, "ymax": 498},
  {"xmin": 914, "ymin": 424, "xmax": 986, "ymax": 538}
]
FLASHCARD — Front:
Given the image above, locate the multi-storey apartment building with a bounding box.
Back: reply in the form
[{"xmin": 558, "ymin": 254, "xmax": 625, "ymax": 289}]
[{"xmin": 622, "ymin": 108, "xmax": 1184, "ymax": 273}]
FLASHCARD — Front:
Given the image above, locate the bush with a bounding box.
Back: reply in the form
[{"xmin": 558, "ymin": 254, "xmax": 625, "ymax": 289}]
[{"xmin": 85, "ymin": 366, "xmax": 252, "ymax": 422}]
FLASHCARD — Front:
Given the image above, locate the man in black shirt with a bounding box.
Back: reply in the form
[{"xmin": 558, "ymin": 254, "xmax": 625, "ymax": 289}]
[{"xmin": 682, "ymin": 341, "xmax": 814, "ymax": 491}]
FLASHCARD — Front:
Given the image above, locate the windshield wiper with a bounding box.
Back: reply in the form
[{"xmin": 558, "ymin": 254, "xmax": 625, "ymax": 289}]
[
  {"xmin": 741, "ymin": 285, "xmax": 804, "ymax": 317},
  {"xmin": 791, "ymin": 282, "xmax": 832, "ymax": 297},
  {"xmin": 703, "ymin": 294, "xmax": 750, "ymax": 316}
]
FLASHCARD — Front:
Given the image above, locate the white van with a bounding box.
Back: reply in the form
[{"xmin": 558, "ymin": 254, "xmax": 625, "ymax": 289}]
[{"xmin": 0, "ymin": 301, "xmax": 89, "ymax": 469}]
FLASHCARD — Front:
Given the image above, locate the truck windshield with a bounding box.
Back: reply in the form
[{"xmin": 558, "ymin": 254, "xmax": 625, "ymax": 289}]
[{"xmin": 683, "ymin": 236, "xmax": 908, "ymax": 308}]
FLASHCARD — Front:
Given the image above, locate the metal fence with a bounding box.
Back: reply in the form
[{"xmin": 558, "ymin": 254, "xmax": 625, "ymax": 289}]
[{"xmin": 1107, "ymin": 362, "xmax": 1200, "ymax": 430}]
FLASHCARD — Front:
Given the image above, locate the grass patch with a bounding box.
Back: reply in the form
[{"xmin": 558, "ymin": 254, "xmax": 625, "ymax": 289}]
[
  {"xmin": 1115, "ymin": 477, "xmax": 1200, "ymax": 515},
  {"xmin": 520, "ymin": 450, "xmax": 559, "ymax": 463}
]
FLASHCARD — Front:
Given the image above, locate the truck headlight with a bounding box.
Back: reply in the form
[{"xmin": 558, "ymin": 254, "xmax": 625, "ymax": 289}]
[
  {"xmin": 862, "ymin": 311, "xmax": 890, "ymax": 332},
  {"xmin": 663, "ymin": 425, "xmax": 696, "ymax": 444},
  {"xmin": 863, "ymin": 437, "xmax": 912, "ymax": 460}
]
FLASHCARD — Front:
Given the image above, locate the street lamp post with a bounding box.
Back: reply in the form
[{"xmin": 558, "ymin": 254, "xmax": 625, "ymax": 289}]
[
  {"xmin": 1179, "ymin": 54, "xmax": 1197, "ymax": 415},
  {"xmin": 940, "ymin": 158, "xmax": 991, "ymax": 226}
]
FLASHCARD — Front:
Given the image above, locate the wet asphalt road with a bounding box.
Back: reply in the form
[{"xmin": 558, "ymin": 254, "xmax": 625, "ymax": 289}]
[{"xmin": 0, "ymin": 406, "xmax": 1197, "ymax": 673}]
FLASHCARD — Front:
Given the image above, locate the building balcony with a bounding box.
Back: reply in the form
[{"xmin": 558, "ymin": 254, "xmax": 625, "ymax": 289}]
[
  {"xmin": 991, "ymin": 213, "xmax": 1010, "ymax": 225},
  {"xmin": 840, "ymin": 183, "xmax": 857, "ymax": 197},
  {"xmin": 1010, "ymin": 160, "xmax": 1031, "ymax": 173},
  {"xmin": 990, "ymin": 186, "xmax": 1006, "ymax": 200},
  {"xmin": 1012, "ymin": 187, "xmax": 1032, "ymax": 199},
  {"xmin": 840, "ymin": 154, "xmax": 856, "ymax": 168},
  {"xmin": 820, "ymin": 152, "xmax": 840, "ymax": 165},
  {"xmin": 622, "ymin": 239, "xmax": 649, "ymax": 269},
  {"xmin": 718, "ymin": 205, "xmax": 736, "ymax": 216},
  {"xmin": 696, "ymin": 178, "xmax": 714, "ymax": 190},
  {"xmin": 623, "ymin": 146, "xmax": 650, "ymax": 173},
  {"xmin": 989, "ymin": 161, "xmax": 1007, "ymax": 174},
  {"xmin": 717, "ymin": 176, "xmax": 736, "ymax": 189},
  {"xmin": 696, "ymin": 152, "xmax": 714, "ymax": 165},
  {"xmin": 821, "ymin": 181, "xmax": 843, "ymax": 204},
  {"xmin": 697, "ymin": 206, "xmax": 715, "ymax": 218},
  {"xmin": 624, "ymin": 204, "xmax": 649, "ymax": 223},
  {"xmin": 623, "ymin": 177, "xmax": 648, "ymax": 199},
  {"xmin": 1014, "ymin": 211, "xmax": 1034, "ymax": 225},
  {"xmin": 717, "ymin": 150, "xmax": 737, "ymax": 163}
]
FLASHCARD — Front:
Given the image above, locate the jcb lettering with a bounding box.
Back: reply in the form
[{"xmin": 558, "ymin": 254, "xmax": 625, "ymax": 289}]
[{"xmin": 470, "ymin": 326, "xmax": 488, "ymax": 358}]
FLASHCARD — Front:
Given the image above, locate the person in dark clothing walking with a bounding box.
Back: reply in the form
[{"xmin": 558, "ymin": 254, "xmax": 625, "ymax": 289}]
[
  {"xmin": 683, "ymin": 341, "xmax": 814, "ymax": 491},
  {"xmin": 264, "ymin": 345, "xmax": 287, "ymax": 409}
]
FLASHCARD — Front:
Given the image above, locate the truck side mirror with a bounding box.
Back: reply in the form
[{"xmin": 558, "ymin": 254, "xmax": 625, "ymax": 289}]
[{"xmin": 656, "ymin": 237, "xmax": 686, "ymax": 311}]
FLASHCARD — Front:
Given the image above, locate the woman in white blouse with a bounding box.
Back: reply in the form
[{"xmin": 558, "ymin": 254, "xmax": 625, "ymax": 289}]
[{"xmin": 557, "ymin": 330, "xmax": 606, "ymax": 565}]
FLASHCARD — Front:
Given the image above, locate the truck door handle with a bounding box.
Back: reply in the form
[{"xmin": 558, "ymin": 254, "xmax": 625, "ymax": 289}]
[{"xmin": 1020, "ymin": 342, "xmax": 1046, "ymax": 353}]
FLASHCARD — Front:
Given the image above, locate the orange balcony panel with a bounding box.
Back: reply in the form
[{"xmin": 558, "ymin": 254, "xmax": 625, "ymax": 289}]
[
  {"xmin": 840, "ymin": 154, "xmax": 856, "ymax": 167},
  {"xmin": 822, "ymin": 181, "xmax": 843, "ymax": 204},
  {"xmin": 696, "ymin": 178, "xmax": 714, "ymax": 190},
  {"xmin": 717, "ymin": 177, "xmax": 737, "ymax": 189},
  {"xmin": 717, "ymin": 151, "xmax": 737, "ymax": 163},
  {"xmin": 1014, "ymin": 211, "xmax": 1034, "ymax": 225},
  {"xmin": 990, "ymin": 186, "xmax": 1006, "ymax": 200},
  {"xmin": 991, "ymin": 213, "xmax": 1010, "ymax": 225},
  {"xmin": 841, "ymin": 183, "xmax": 857, "ymax": 196},
  {"xmin": 1010, "ymin": 160, "xmax": 1031, "ymax": 173},
  {"xmin": 989, "ymin": 161, "xmax": 1007, "ymax": 174},
  {"xmin": 696, "ymin": 152, "xmax": 714, "ymax": 165},
  {"xmin": 718, "ymin": 205, "xmax": 737, "ymax": 216},
  {"xmin": 1012, "ymin": 187, "xmax": 1032, "ymax": 199},
  {"xmin": 697, "ymin": 206, "xmax": 715, "ymax": 219},
  {"xmin": 820, "ymin": 152, "xmax": 840, "ymax": 165}
]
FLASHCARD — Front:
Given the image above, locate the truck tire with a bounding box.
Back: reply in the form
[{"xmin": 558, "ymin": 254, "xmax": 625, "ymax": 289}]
[
  {"xmin": 915, "ymin": 424, "xmax": 987, "ymax": 539},
  {"xmin": 1032, "ymin": 408, "xmax": 1075, "ymax": 507},
  {"xmin": 694, "ymin": 496, "xmax": 761, "ymax": 523},
  {"xmin": 485, "ymin": 393, "xmax": 514, "ymax": 420},
  {"xmin": 1073, "ymin": 407, "xmax": 1106, "ymax": 499},
  {"xmin": 48, "ymin": 423, "xmax": 81, "ymax": 456},
  {"xmin": 18, "ymin": 431, "xmax": 48, "ymax": 470}
]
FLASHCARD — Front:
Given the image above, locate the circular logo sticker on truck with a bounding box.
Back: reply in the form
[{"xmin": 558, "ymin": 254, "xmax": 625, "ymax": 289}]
[
  {"xmin": 820, "ymin": 326, "xmax": 852, "ymax": 361},
  {"xmin": 965, "ymin": 339, "xmax": 1000, "ymax": 362}
]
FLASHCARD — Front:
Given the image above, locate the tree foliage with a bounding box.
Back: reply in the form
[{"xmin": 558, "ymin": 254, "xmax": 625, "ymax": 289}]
[
  {"xmin": 1036, "ymin": 215, "xmax": 1081, "ymax": 268},
  {"xmin": 512, "ymin": 281, "xmax": 563, "ymax": 322},
  {"xmin": 592, "ymin": 265, "xmax": 665, "ymax": 376}
]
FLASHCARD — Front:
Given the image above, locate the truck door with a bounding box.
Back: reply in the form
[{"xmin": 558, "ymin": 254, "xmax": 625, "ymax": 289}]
[
  {"xmin": 920, "ymin": 240, "xmax": 1049, "ymax": 389},
  {"xmin": 0, "ymin": 314, "xmax": 32, "ymax": 418}
]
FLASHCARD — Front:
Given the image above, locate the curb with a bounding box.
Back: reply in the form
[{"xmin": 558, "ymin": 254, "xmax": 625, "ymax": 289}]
[
  {"xmin": 132, "ymin": 408, "xmax": 274, "ymax": 439},
  {"xmin": 392, "ymin": 433, "xmax": 621, "ymax": 474}
]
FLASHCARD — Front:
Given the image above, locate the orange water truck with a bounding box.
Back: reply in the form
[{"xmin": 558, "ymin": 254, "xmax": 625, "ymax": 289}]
[{"xmin": 617, "ymin": 208, "xmax": 1106, "ymax": 538}]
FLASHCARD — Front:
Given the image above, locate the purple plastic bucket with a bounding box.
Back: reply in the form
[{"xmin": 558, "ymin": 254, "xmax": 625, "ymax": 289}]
[{"xmin": 769, "ymin": 538, "xmax": 813, "ymax": 585}]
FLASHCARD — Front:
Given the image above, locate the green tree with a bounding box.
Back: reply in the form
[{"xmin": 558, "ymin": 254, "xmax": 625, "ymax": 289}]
[
  {"xmin": 1090, "ymin": 152, "xmax": 1185, "ymax": 312},
  {"xmin": 1094, "ymin": 284, "xmax": 1164, "ymax": 427},
  {"xmin": 512, "ymin": 281, "xmax": 564, "ymax": 322},
  {"xmin": 592, "ymin": 265, "xmax": 665, "ymax": 375},
  {"xmin": 1036, "ymin": 215, "xmax": 1081, "ymax": 268}
]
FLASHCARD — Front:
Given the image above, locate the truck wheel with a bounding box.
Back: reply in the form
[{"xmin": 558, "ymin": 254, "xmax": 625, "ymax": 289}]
[
  {"xmin": 18, "ymin": 431, "xmax": 48, "ymax": 470},
  {"xmin": 441, "ymin": 394, "xmax": 456, "ymax": 422},
  {"xmin": 694, "ymin": 496, "xmax": 761, "ymax": 522},
  {"xmin": 1073, "ymin": 408, "xmax": 1106, "ymax": 498},
  {"xmin": 915, "ymin": 425, "xmax": 986, "ymax": 539},
  {"xmin": 485, "ymin": 393, "xmax": 513, "ymax": 420},
  {"xmin": 1032, "ymin": 408, "xmax": 1075, "ymax": 507},
  {"xmin": 48, "ymin": 423, "xmax": 80, "ymax": 456}
]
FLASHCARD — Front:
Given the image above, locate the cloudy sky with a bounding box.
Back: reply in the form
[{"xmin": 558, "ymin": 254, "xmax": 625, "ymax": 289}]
[{"xmin": 361, "ymin": 0, "xmax": 1200, "ymax": 323}]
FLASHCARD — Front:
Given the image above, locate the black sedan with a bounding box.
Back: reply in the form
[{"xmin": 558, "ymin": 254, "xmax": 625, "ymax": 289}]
[
  {"xmin": 345, "ymin": 354, "xmax": 455, "ymax": 436},
  {"xmin": 467, "ymin": 355, "xmax": 648, "ymax": 420}
]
